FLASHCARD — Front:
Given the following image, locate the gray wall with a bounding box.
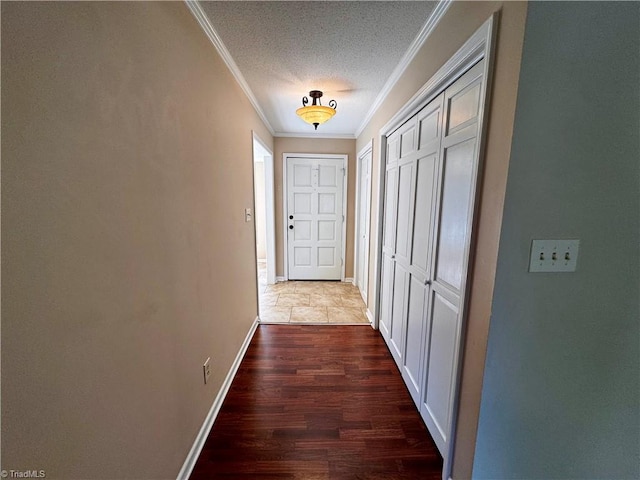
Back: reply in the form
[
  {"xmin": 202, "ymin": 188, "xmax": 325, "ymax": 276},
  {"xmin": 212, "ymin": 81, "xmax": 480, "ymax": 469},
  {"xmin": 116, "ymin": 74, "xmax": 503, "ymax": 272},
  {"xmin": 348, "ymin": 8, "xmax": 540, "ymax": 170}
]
[{"xmin": 473, "ymin": 2, "xmax": 639, "ymax": 478}]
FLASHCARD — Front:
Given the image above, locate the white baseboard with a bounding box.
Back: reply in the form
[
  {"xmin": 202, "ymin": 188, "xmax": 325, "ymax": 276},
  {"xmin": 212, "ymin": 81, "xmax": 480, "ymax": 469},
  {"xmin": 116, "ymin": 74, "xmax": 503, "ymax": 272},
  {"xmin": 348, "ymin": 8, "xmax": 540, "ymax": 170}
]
[
  {"xmin": 177, "ymin": 317, "xmax": 260, "ymax": 480},
  {"xmin": 366, "ymin": 309, "xmax": 375, "ymax": 325},
  {"xmin": 343, "ymin": 277, "xmax": 354, "ymax": 284},
  {"xmin": 276, "ymin": 276, "xmax": 286, "ymax": 282}
]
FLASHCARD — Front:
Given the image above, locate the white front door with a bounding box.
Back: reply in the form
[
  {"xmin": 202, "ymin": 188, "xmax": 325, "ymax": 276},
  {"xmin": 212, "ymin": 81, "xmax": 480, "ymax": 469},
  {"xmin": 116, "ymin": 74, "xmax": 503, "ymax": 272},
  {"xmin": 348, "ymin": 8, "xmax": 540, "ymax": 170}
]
[{"xmin": 286, "ymin": 156, "xmax": 345, "ymax": 280}]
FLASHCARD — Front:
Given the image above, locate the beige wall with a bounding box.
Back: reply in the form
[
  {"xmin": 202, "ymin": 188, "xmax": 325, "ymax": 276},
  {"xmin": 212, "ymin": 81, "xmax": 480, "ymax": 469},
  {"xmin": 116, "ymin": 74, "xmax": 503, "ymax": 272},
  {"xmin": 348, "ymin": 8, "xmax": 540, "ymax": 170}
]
[
  {"xmin": 355, "ymin": 2, "xmax": 528, "ymax": 477},
  {"xmin": 2, "ymin": 2, "xmax": 272, "ymax": 478},
  {"xmin": 273, "ymin": 137, "xmax": 357, "ymax": 279}
]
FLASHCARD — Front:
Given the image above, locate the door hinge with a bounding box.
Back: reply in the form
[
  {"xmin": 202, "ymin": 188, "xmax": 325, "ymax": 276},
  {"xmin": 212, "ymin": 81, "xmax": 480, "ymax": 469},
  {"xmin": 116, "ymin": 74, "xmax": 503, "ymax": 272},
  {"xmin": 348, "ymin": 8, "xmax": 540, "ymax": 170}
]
[{"xmin": 341, "ymin": 258, "xmax": 344, "ymax": 266}]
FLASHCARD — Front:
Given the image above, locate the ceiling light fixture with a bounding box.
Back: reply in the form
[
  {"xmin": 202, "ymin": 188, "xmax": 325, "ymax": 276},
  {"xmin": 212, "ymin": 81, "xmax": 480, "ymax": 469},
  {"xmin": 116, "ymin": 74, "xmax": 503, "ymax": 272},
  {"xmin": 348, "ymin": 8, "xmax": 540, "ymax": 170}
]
[{"xmin": 296, "ymin": 90, "xmax": 337, "ymax": 130}]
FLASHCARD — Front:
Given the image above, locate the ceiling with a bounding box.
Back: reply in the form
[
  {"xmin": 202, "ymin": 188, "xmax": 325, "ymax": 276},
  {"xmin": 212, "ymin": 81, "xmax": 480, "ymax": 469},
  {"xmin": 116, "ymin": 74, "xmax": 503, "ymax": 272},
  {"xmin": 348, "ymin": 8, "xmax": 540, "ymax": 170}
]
[{"xmin": 195, "ymin": 1, "xmax": 440, "ymax": 138}]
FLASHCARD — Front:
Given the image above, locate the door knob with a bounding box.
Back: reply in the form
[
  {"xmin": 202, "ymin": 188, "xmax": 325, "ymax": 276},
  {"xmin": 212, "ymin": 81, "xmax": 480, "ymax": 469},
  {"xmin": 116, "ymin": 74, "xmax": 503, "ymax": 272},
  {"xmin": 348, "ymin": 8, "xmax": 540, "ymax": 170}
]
[
  {"xmin": 391, "ymin": 254, "xmax": 395, "ymax": 259},
  {"xmin": 289, "ymin": 225, "xmax": 294, "ymax": 230},
  {"xmin": 289, "ymin": 215, "xmax": 294, "ymax": 220},
  {"xmin": 424, "ymin": 279, "xmax": 432, "ymax": 286}
]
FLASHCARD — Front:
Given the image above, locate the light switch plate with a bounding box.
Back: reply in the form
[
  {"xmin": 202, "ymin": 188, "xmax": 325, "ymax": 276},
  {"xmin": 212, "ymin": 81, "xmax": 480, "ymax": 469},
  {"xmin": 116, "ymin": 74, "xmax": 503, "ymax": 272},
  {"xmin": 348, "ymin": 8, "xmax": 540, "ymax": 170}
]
[{"xmin": 529, "ymin": 239, "xmax": 580, "ymax": 272}]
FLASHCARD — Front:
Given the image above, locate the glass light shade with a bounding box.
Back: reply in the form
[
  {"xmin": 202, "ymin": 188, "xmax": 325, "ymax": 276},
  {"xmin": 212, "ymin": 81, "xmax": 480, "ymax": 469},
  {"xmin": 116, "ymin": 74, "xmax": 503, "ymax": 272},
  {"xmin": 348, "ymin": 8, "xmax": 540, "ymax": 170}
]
[{"xmin": 296, "ymin": 105, "xmax": 336, "ymax": 126}]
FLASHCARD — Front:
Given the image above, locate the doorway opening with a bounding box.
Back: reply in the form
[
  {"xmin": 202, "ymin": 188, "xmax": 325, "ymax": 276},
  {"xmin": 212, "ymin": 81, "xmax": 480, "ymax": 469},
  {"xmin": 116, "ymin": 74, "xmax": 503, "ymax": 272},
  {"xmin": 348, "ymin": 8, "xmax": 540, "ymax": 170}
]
[
  {"xmin": 354, "ymin": 141, "xmax": 373, "ymax": 305},
  {"xmin": 252, "ymin": 133, "xmax": 275, "ymax": 317}
]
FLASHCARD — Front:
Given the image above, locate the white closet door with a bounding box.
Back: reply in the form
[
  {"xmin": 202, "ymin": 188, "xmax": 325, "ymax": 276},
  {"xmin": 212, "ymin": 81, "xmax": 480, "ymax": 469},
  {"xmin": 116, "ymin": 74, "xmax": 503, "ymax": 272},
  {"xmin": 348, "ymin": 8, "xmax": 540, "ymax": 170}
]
[
  {"xmin": 401, "ymin": 94, "xmax": 444, "ymax": 406},
  {"xmin": 421, "ymin": 59, "xmax": 485, "ymax": 455},
  {"xmin": 385, "ymin": 119, "xmax": 417, "ymax": 366},
  {"xmin": 379, "ymin": 136, "xmax": 399, "ymax": 341}
]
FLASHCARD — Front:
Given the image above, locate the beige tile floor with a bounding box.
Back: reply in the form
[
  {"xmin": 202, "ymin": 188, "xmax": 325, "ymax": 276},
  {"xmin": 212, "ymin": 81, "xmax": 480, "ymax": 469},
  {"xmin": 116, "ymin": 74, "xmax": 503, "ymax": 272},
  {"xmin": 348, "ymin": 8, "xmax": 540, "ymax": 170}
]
[{"xmin": 257, "ymin": 262, "xmax": 370, "ymax": 325}]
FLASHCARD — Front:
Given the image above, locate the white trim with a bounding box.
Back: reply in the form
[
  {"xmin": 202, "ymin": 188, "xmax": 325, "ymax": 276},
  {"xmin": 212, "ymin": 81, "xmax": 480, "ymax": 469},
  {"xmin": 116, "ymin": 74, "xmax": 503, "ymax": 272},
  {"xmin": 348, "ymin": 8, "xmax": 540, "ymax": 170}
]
[
  {"xmin": 343, "ymin": 277, "xmax": 354, "ymax": 284},
  {"xmin": 185, "ymin": 1, "xmax": 274, "ymax": 135},
  {"xmin": 355, "ymin": 0, "xmax": 452, "ymax": 138},
  {"xmin": 365, "ymin": 309, "xmax": 375, "ymax": 325},
  {"xmin": 372, "ymin": 15, "xmax": 497, "ymax": 480},
  {"xmin": 370, "ymin": 133, "xmax": 386, "ymax": 331},
  {"xmin": 177, "ymin": 317, "xmax": 260, "ymax": 480},
  {"xmin": 380, "ymin": 19, "xmax": 493, "ymax": 138},
  {"xmin": 252, "ymin": 132, "xmax": 276, "ymax": 285},
  {"xmin": 354, "ymin": 140, "xmax": 373, "ymax": 305},
  {"xmin": 282, "ymin": 153, "xmax": 348, "ymax": 281},
  {"xmin": 275, "ymin": 132, "xmax": 356, "ymax": 140},
  {"xmin": 276, "ymin": 276, "xmax": 286, "ymax": 283}
]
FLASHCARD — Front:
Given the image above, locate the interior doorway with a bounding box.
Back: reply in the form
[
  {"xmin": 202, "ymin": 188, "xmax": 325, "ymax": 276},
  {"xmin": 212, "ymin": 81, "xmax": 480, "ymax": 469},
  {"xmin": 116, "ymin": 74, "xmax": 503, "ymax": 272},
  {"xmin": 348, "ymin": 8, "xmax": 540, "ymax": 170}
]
[
  {"xmin": 354, "ymin": 142, "xmax": 372, "ymax": 303},
  {"xmin": 252, "ymin": 133, "xmax": 275, "ymax": 309}
]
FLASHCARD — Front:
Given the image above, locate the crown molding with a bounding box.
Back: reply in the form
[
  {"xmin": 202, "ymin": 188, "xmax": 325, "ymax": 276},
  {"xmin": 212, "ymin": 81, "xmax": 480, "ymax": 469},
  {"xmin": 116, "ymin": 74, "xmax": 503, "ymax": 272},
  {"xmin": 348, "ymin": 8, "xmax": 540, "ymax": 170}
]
[
  {"xmin": 274, "ymin": 132, "xmax": 356, "ymax": 140},
  {"xmin": 185, "ymin": 0, "xmax": 275, "ymax": 136},
  {"xmin": 354, "ymin": 0, "xmax": 452, "ymax": 138}
]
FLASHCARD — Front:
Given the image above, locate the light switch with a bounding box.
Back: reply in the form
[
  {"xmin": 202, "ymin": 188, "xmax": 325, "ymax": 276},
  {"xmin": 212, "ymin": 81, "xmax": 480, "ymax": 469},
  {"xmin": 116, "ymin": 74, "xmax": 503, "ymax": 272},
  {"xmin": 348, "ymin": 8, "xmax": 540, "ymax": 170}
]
[
  {"xmin": 245, "ymin": 208, "xmax": 252, "ymax": 222},
  {"xmin": 529, "ymin": 239, "xmax": 579, "ymax": 272}
]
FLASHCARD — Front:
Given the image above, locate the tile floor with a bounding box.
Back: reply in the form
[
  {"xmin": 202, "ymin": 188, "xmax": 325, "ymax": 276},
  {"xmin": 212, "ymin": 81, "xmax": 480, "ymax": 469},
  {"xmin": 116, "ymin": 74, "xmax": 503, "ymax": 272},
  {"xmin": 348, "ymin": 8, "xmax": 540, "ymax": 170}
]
[{"xmin": 257, "ymin": 262, "xmax": 370, "ymax": 325}]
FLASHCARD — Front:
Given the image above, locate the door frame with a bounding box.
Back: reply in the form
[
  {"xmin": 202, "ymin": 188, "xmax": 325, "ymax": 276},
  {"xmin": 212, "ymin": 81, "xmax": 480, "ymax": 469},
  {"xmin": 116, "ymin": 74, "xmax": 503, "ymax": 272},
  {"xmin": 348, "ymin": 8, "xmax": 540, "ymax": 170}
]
[
  {"xmin": 252, "ymin": 132, "xmax": 276, "ymax": 285},
  {"xmin": 371, "ymin": 15, "xmax": 498, "ymax": 480},
  {"xmin": 282, "ymin": 153, "xmax": 348, "ymax": 282},
  {"xmin": 354, "ymin": 140, "xmax": 373, "ymax": 302}
]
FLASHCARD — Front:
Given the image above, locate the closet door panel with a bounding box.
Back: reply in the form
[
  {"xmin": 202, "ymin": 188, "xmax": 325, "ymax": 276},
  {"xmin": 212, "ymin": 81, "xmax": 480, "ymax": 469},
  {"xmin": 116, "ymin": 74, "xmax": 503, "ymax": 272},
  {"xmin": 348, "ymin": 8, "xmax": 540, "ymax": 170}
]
[
  {"xmin": 422, "ymin": 291, "xmax": 459, "ymax": 454},
  {"xmin": 395, "ymin": 162, "xmax": 414, "ymax": 263},
  {"xmin": 382, "ymin": 168, "xmax": 398, "ymax": 253},
  {"xmin": 399, "ymin": 120, "xmax": 417, "ymax": 160},
  {"xmin": 379, "ymin": 253, "xmax": 395, "ymax": 340},
  {"xmin": 411, "ymin": 153, "xmax": 438, "ymax": 274},
  {"xmin": 403, "ymin": 275, "xmax": 428, "ymax": 406},
  {"xmin": 388, "ymin": 262, "xmax": 408, "ymax": 366},
  {"xmin": 434, "ymin": 138, "xmax": 475, "ymax": 292},
  {"xmin": 418, "ymin": 108, "xmax": 441, "ymax": 150}
]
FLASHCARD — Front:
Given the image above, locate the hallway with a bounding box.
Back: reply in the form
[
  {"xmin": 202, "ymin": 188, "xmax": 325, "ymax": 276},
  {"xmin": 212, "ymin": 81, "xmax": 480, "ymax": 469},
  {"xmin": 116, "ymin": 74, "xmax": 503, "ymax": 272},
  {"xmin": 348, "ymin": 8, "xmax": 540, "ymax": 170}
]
[{"xmin": 190, "ymin": 324, "xmax": 443, "ymax": 479}]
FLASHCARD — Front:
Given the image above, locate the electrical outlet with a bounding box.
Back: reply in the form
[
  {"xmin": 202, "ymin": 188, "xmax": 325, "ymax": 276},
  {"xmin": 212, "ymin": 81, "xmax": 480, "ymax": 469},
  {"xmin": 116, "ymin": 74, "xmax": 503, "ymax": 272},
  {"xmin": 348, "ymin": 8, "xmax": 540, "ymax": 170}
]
[
  {"xmin": 203, "ymin": 357, "xmax": 211, "ymax": 384},
  {"xmin": 529, "ymin": 239, "xmax": 580, "ymax": 272}
]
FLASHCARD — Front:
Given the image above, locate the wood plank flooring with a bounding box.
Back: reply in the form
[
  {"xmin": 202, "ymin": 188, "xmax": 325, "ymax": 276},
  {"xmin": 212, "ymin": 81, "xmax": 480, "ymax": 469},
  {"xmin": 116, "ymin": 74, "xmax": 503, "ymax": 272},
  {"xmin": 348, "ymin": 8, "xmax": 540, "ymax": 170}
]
[{"xmin": 190, "ymin": 325, "xmax": 443, "ymax": 479}]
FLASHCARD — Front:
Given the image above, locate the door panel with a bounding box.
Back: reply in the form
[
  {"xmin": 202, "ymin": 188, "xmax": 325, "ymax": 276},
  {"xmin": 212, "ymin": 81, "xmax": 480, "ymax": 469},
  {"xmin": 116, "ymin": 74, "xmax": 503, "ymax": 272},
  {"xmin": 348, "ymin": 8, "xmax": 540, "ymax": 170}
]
[
  {"xmin": 395, "ymin": 162, "xmax": 414, "ymax": 263},
  {"xmin": 399, "ymin": 122, "xmax": 417, "ymax": 159},
  {"xmin": 287, "ymin": 157, "xmax": 344, "ymax": 280},
  {"xmin": 434, "ymin": 138, "xmax": 475, "ymax": 291},
  {"xmin": 422, "ymin": 291, "xmax": 459, "ymax": 454},
  {"xmin": 418, "ymin": 109, "xmax": 441, "ymax": 150},
  {"xmin": 382, "ymin": 167, "xmax": 398, "ymax": 252},
  {"xmin": 411, "ymin": 153, "xmax": 438, "ymax": 274},
  {"xmin": 379, "ymin": 253, "xmax": 395, "ymax": 340},
  {"xmin": 388, "ymin": 262, "xmax": 408, "ymax": 366},
  {"xmin": 402, "ymin": 275, "xmax": 428, "ymax": 406}
]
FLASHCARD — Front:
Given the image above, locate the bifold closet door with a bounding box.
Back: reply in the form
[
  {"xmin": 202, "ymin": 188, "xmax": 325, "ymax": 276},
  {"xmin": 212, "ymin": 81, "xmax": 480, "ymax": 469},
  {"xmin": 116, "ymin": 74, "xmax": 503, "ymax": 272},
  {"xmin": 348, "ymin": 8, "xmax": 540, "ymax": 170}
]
[
  {"xmin": 379, "ymin": 58, "xmax": 486, "ymax": 458},
  {"xmin": 381, "ymin": 117, "xmax": 420, "ymax": 367},
  {"xmin": 420, "ymin": 59, "xmax": 485, "ymax": 455},
  {"xmin": 400, "ymin": 94, "xmax": 444, "ymax": 407},
  {"xmin": 379, "ymin": 134, "xmax": 399, "ymax": 344}
]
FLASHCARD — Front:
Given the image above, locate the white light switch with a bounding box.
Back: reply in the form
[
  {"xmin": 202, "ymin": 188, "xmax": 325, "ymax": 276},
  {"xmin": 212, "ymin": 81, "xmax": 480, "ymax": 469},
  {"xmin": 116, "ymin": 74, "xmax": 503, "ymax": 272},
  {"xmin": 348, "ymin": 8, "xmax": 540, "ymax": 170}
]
[
  {"xmin": 245, "ymin": 208, "xmax": 252, "ymax": 222},
  {"xmin": 529, "ymin": 239, "xmax": 580, "ymax": 272}
]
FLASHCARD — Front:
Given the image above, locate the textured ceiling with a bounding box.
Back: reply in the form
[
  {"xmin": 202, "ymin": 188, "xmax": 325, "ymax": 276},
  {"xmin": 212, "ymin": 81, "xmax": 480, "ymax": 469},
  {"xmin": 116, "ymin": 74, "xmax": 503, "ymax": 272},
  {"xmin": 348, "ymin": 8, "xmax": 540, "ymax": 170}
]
[{"xmin": 198, "ymin": 1, "xmax": 439, "ymax": 137}]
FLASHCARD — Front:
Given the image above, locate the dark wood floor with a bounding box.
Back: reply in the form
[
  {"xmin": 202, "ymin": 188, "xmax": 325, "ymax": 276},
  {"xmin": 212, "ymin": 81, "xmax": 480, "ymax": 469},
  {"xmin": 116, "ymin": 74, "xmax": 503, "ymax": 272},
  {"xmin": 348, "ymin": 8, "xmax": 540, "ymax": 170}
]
[{"xmin": 190, "ymin": 325, "xmax": 443, "ymax": 479}]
